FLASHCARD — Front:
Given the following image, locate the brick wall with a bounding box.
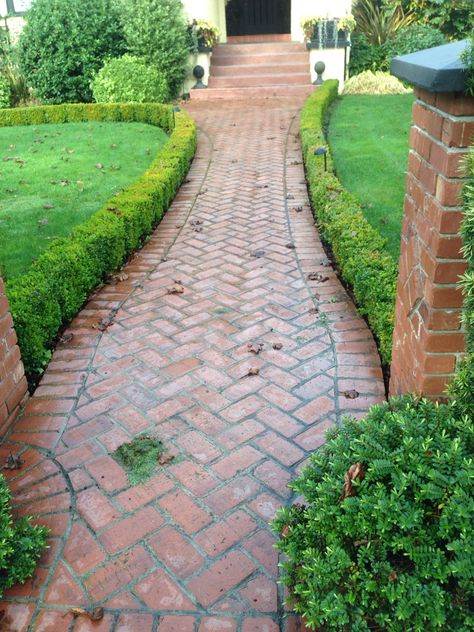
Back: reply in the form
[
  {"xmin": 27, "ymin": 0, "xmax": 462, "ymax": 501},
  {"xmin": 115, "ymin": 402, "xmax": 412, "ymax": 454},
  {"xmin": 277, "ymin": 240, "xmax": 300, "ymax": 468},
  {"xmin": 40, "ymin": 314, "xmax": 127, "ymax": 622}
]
[
  {"xmin": 0, "ymin": 278, "xmax": 28, "ymax": 434},
  {"xmin": 390, "ymin": 88, "xmax": 474, "ymax": 398}
]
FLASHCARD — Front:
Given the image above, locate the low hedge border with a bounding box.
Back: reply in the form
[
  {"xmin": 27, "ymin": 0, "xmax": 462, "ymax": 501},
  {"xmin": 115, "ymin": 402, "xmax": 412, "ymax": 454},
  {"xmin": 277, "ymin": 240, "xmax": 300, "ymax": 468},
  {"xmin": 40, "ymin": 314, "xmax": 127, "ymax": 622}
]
[
  {"xmin": 2, "ymin": 103, "xmax": 197, "ymax": 377},
  {"xmin": 301, "ymin": 81, "xmax": 398, "ymax": 365}
]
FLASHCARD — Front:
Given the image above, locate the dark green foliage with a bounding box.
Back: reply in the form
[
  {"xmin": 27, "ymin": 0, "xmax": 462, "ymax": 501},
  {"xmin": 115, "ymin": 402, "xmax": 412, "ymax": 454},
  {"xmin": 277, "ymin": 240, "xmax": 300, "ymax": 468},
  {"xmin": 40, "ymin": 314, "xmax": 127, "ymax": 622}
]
[
  {"xmin": 121, "ymin": 0, "xmax": 189, "ymax": 99},
  {"xmin": 449, "ymin": 148, "xmax": 474, "ymax": 417},
  {"xmin": 0, "ymin": 474, "xmax": 48, "ymax": 595},
  {"xmin": 381, "ymin": 24, "xmax": 447, "ymax": 69},
  {"xmin": 3, "ymin": 102, "xmax": 197, "ymax": 377},
  {"xmin": 386, "ymin": 0, "xmax": 474, "ymax": 40},
  {"xmin": 301, "ymin": 81, "xmax": 397, "ymax": 363},
  {"xmin": 91, "ymin": 55, "xmax": 170, "ymax": 104},
  {"xmin": 0, "ymin": 21, "xmax": 29, "ymax": 107},
  {"xmin": 349, "ymin": 32, "xmax": 384, "ymax": 75},
  {"xmin": 274, "ymin": 396, "xmax": 474, "ymax": 631},
  {"xmin": 18, "ymin": 0, "xmax": 126, "ymax": 104},
  {"xmin": 0, "ymin": 74, "xmax": 10, "ymax": 108},
  {"xmin": 114, "ymin": 435, "xmax": 164, "ymax": 485}
]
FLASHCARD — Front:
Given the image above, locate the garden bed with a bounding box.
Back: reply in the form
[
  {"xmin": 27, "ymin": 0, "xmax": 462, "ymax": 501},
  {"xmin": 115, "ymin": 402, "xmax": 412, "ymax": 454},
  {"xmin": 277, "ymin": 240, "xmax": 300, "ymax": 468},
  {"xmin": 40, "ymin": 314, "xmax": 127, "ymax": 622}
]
[{"xmin": 2, "ymin": 103, "xmax": 196, "ymax": 379}]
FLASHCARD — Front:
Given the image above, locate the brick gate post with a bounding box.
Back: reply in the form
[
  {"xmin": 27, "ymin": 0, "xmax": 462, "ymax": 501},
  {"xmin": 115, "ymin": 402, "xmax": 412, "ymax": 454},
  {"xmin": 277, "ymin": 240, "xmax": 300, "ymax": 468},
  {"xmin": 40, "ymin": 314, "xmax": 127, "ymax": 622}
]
[
  {"xmin": 0, "ymin": 278, "xmax": 28, "ymax": 435},
  {"xmin": 389, "ymin": 41, "xmax": 474, "ymax": 397}
]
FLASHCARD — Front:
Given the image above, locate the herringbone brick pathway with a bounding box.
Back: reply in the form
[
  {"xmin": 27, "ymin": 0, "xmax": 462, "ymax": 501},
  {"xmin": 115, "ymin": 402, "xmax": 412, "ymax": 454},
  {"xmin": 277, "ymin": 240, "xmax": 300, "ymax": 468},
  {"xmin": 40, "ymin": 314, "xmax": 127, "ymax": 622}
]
[{"xmin": 0, "ymin": 98, "xmax": 384, "ymax": 631}]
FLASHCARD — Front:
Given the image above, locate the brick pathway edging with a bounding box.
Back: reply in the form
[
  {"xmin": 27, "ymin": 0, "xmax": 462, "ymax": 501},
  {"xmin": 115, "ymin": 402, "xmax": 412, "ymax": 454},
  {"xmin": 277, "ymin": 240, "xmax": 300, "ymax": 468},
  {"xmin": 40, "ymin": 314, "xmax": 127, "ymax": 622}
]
[{"xmin": 0, "ymin": 98, "xmax": 384, "ymax": 632}]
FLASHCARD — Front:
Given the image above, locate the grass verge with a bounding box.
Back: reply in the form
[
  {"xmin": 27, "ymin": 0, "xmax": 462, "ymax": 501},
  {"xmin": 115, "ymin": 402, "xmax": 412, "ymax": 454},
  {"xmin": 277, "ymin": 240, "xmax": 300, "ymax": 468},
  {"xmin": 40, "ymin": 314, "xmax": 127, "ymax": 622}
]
[
  {"xmin": 327, "ymin": 94, "xmax": 415, "ymax": 259},
  {"xmin": 301, "ymin": 81, "xmax": 398, "ymax": 365},
  {"xmin": 0, "ymin": 121, "xmax": 168, "ymax": 279}
]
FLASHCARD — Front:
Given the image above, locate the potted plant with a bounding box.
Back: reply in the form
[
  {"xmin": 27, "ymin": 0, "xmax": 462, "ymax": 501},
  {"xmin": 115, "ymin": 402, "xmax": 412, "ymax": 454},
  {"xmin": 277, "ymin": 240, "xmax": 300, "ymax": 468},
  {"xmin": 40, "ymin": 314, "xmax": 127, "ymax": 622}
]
[
  {"xmin": 301, "ymin": 14, "xmax": 355, "ymax": 49},
  {"xmin": 196, "ymin": 19, "xmax": 220, "ymax": 52}
]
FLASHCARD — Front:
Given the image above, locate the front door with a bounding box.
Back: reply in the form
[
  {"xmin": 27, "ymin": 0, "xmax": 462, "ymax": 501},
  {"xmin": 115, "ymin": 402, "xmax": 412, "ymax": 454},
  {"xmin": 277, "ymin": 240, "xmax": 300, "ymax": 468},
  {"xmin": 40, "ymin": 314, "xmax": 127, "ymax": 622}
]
[{"xmin": 226, "ymin": 0, "xmax": 291, "ymax": 36}]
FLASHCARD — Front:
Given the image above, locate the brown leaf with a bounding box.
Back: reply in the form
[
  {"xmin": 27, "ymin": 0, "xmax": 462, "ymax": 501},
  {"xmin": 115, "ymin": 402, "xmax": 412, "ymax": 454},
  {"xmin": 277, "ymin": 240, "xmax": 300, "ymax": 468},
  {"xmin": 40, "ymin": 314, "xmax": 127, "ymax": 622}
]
[
  {"xmin": 71, "ymin": 607, "xmax": 104, "ymax": 621},
  {"xmin": 109, "ymin": 271, "xmax": 129, "ymax": 284},
  {"xmin": 344, "ymin": 389, "xmax": 360, "ymax": 400},
  {"xmin": 320, "ymin": 258, "xmax": 331, "ymax": 267},
  {"xmin": 58, "ymin": 332, "xmax": 74, "ymax": 344},
  {"xmin": 285, "ymin": 243, "xmax": 296, "ymax": 250},
  {"xmin": 388, "ymin": 572, "xmax": 397, "ymax": 582},
  {"xmin": 106, "ymin": 206, "xmax": 123, "ymax": 216},
  {"xmin": 272, "ymin": 342, "xmax": 283, "ymax": 350},
  {"xmin": 158, "ymin": 453, "xmax": 175, "ymax": 466},
  {"xmin": 92, "ymin": 310, "xmax": 117, "ymax": 332},
  {"xmin": 292, "ymin": 206, "xmax": 303, "ymax": 213},
  {"xmin": 3, "ymin": 453, "xmax": 24, "ymax": 470},
  {"xmin": 190, "ymin": 219, "xmax": 203, "ymax": 226},
  {"xmin": 281, "ymin": 525, "xmax": 289, "ymax": 538},
  {"xmin": 167, "ymin": 283, "xmax": 184, "ymax": 295},
  {"xmin": 247, "ymin": 342, "xmax": 264, "ymax": 355},
  {"xmin": 308, "ymin": 272, "xmax": 329, "ymax": 282},
  {"xmin": 308, "ymin": 307, "xmax": 319, "ymax": 315},
  {"xmin": 340, "ymin": 462, "xmax": 365, "ymax": 503},
  {"xmin": 247, "ymin": 367, "xmax": 260, "ymax": 377}
]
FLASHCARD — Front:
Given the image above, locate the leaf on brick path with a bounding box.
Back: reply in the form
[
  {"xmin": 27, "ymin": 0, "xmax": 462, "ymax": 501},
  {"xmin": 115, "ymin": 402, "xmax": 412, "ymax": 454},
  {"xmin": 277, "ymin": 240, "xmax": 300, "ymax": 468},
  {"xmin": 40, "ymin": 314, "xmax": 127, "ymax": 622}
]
[
  {"xmin": 175, "ymin": 223, "xmax": 183, "ymax": 228},
  {"xmin": 109, "ymin": 271, "xmax": 129, "ymax": 284},
  {"xmin": 197, "ymin": 188, "xmax": 208, "ymax": 196},
  {"xmin": 158, "ymin": 452, "xmax": 176, "ymax": 466},
  {"xmin": 37, "ymin": 218, "xmax": 49, "ymax": 225},
  {"xmin": 256, "ymin": 184, "xmax": 268, "ymax": 189},
  {"xmin": 247, "ymin": 367, "xmax": 260, "ymax": 377},
  {"xmin": 340, "ymin": 462, "xmax": 365, "ymax": 503},
  {"xmin": 286, "ymin": 194, "xmax": 295, "ymax": 200},
  {"xmin": 106, "ymin": 206, "xmax": 123, "ymax": 216},
  {"xmin": 160, "ymin": 257, "xmax": 168, "ymax": 263},
  {"xmin": 308, "ymin": 307, "xmax": 319, "ymax": 315},
  {"xmin": 92, "ymin": 310, "xmax": 116, "ymax": 331},
  {"xmin": 43, "ymin": 203, "xmax": 54, "ymax": 209},
  {"xmin": 292, "ymin": 205, "xmax": 303, "ymax": 213},
  {"xmin": 290, "ymin": 160, "xmax": 302, "ymax": 165},
  {"xmin": 251, "ymin": 250, "xmax": 265, "ymax": 258},
  {"xmin": 3, "ymin": 453, "xmax": 24, "ymax": 470},
  {"xmin": 167, "ymin": 283, "xmax": 184, "ymax": 295},
  {"xmin": 308, "ymin": 272, "xmax": 329, "ymax": 283},
  {"xmin": 247, "ymin": 342, "xmax": 264, "ymax": 355},
  {"xmin": 58, "ymin": 332, "xmax": 74, "ymax": 344},
  {"xmin": 71, "ymin": 607, "xmax": 104, "ymax": 622},
  {"xmin": 266, "ymin": 136, "xmax": 276, "ymax": 140},
  {"xmin": 285, "ymin": 243, "xmax": 296, "ymax": 250},
  {"xmin": 190, "ymin": 219, "xmax": 203, "ymax": 226},
  {"xmin": 95, "ymin": 163, "xmax": 104, "ymax": 169},
  {"xmin": 320, "ymin": 258, "xmax": 332, "ymax": 267},
  {"xmin": 344, "ymin": 389, "xmax": 360, "ymax": 400},
  {"xmin": 272, "ymin": 342, "xmax": 283, "ymax": 350}
]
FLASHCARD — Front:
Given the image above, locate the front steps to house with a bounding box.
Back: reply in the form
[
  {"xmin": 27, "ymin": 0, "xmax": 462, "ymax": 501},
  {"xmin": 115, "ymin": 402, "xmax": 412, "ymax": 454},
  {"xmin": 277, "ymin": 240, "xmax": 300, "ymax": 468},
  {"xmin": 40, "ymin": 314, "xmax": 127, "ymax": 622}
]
[{"xmin": 191, "ymin": 41, "xmax": 315, "ymax": 100}]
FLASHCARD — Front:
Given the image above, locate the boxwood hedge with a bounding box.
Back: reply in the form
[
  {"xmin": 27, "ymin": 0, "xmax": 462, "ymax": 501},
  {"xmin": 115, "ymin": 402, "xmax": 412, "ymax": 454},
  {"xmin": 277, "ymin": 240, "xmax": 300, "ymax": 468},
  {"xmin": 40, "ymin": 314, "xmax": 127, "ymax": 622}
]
[
  {"xmin": 301, "ymin": 81, "xmax": 398, "ymax": 365},
  {"xmin": 1, "ymin": 102, "xmax": 197, "ymax": 377}
]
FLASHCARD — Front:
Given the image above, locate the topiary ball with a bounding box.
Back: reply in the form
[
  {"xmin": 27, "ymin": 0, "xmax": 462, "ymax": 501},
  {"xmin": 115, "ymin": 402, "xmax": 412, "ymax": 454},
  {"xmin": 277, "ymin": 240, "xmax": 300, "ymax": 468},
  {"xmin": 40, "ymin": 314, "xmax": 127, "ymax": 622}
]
[{"xmin": 274, "ymin": 396, "xmax": 474, "ymax": 631}]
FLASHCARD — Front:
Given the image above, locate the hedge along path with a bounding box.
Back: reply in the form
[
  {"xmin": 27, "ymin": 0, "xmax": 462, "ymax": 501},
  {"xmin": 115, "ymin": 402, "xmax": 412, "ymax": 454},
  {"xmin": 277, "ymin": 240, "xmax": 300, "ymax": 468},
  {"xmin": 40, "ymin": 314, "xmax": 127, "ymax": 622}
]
[{"xmin": 0, "ymin": 97, "xmax": 384, "ymax": 631}]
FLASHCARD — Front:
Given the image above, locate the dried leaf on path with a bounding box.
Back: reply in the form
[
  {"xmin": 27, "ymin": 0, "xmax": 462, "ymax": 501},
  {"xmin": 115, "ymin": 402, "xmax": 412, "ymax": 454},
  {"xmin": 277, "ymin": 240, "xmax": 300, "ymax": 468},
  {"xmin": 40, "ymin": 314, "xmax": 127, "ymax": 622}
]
[
  {"xmin": 247, "ymin": 342, "xmax": 264, "ymax": 355},
  {"xmin": 3, "ymin": 453, "xmax": 24, "ymax": 470},
  {"xmin": 344, "ymin": 390, "xmax": 360, "ymax": 400}
]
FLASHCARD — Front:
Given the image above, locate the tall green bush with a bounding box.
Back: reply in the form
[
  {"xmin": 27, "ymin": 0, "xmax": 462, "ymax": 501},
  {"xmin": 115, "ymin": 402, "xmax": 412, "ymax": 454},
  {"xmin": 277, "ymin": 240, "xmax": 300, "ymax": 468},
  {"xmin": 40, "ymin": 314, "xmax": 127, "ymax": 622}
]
[
  {"xmin": 0, "ymin": 475, "xmax": 47, "ymax": 596},
  {"xmin": 0, "ymin": 75, "xmax": 10, "ymax": 108},
  {"xmin": 92, "ymin": 55, "xmax": 169, "ymax": 103},
  {"xmin": 18, "ymin": 0, "xmax": 126, "ymax": 104},
  {"xmin": 385, "ymin": 0, "xmax": 474, "ymax": 40},
  {"xmin": 121, "ymin": 0, "xmax": 189, "ymax": 99},
  {"xmin": 381, "ymin": 23, "xmax": 447, "ymax": 70},
  {"xmin": 274, "ymin": 396, "xmax": 474, "ymax": 631}
]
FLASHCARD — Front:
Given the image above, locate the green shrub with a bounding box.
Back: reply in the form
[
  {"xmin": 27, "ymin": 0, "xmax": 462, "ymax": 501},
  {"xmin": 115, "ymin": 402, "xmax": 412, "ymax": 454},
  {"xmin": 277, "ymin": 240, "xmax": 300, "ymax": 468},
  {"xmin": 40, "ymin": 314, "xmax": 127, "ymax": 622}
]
[
  {"xmin": 343, "ymin": 70, "xmax": 412, "ymax": 95},
  {"xmin": 121, "ymin": 0, "xmax": 189, "ymax": 99},
  {"xmin": 3, "ymin": 102, "xmax": 196, "ymax": 377},
  {"xmin": 301, "ymin": 81, "xmax": 397, "ymax": 363},
  {"xmin": 381, "ymin": 24, "xmax": 446, "ymax": 70},
  {"xmin": 92, "ymin": 55, "xmax": 169, "ymax": 104},
  {"xmin": 0, "ymin": 75, "xmax": 10, "ymax": 108},
  {"xmin": 0, "ymin": 474, "xmax": 47, "ymax": 595},
  {"xmin": 349, "ymin": 32, "xmax": 384, "ymax": 75},
  {"xmin": 18, "ymin": 0, "xmax": 126, "ymax": 104},
  {"xmin": 274, "ymin": 396, "xmax": 474, "ymax": 631},
  {"xmin": 385, "ymin": 0, "xmax": 474, "ymax": 41}
]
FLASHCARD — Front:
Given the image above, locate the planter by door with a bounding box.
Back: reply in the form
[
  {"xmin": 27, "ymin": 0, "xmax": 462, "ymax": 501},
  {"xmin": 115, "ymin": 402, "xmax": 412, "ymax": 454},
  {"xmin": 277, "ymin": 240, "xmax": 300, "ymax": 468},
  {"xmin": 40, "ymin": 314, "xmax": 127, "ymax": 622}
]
[{"xmin": 226, "ymin": 0, "xmax": 291, "ymax": 36}]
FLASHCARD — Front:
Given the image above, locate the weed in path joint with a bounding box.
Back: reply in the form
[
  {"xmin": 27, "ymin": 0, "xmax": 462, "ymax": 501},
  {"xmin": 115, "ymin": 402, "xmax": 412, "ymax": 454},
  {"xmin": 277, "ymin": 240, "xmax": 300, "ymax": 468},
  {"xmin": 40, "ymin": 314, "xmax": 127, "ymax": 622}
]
[{"xmin": 113, "ymin": 435, "xmax": 166, "ymax": 485}]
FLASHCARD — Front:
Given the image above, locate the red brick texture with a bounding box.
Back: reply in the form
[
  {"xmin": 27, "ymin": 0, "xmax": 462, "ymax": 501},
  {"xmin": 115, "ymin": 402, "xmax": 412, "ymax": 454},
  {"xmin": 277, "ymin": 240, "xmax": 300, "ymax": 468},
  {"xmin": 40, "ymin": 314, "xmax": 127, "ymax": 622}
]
[
  {"xmin": 0, "ymin": 98, "xmax": 383, "ymax": 630},
  {"xmin": 0, "ymin": 278, "xmax": 28, "ymax": 435},
  {"xmin": 390, "ymin": 89, "xmax": 474, "ymax": 397}
]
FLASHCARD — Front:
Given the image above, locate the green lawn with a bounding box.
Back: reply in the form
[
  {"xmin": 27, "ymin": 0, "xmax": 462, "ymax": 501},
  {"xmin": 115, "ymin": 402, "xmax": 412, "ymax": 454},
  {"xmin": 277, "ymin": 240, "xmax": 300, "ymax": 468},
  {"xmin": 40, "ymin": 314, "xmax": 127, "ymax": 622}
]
[
  {"xmin": 0, "ymin": 121, "xmax": 168, "ymax": 279},
  {"xmin": 328, "ymin": 93, "xmax": 415, "ymax": 259}
]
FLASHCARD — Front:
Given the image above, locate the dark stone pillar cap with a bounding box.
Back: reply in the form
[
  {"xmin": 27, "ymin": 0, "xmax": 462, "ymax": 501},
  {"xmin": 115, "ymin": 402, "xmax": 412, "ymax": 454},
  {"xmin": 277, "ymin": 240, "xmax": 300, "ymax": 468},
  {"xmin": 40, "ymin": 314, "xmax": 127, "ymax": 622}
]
[{"xmin": 391, "ymin": 40, "xmax": 469, "ymax": 93}]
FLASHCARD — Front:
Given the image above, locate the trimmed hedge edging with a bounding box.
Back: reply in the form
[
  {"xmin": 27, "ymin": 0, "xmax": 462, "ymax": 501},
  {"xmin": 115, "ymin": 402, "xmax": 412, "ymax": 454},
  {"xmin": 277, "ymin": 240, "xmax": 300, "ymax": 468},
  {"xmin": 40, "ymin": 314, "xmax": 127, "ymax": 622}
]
[
  {"xmin": 2, "ymin": 103, "xmax": 197, "ymax": 377},
  {"xmin": 301, "ymin": 81, "xmax": 398, "ymax": 364}
]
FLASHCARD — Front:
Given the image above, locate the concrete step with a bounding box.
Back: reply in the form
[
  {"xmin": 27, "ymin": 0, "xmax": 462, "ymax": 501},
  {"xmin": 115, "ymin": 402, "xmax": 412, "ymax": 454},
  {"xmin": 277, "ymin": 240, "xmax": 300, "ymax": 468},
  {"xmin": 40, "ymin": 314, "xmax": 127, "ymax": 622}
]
[
  {"xmin": 210, "ymin": 63, "xmax": 309, "ymax": 77},
  {"xmin": 226, "ymin": 34, "xmax": 292, "ymax": 43},
  {"xmin": 212, "ymin": 42, "xmax": 306, "ymax": 56},
  {"xmin": 208, "ymin": 73, "xmax": 311, "ymax": 89},
  {"xmin": 190, "ymin": 84, "xmax": 316, "ymax": 100},
  {"xmin": 212, "ymin": 52, "xmax": 309, "ymax": 66}
]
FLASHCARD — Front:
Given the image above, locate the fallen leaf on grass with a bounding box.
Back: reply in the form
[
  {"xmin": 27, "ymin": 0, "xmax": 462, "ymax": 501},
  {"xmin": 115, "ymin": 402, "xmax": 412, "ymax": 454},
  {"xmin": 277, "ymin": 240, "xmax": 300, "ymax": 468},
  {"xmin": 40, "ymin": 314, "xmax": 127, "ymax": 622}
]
[
  {"xmin": 247, "ymin": 342, "xmax": 264, "ymax": 355},
  {"xmin": 71, "ymin": 607, "xmax": 104, "ymax": 622},
  {"xmin": 37, "ymin": 218, "xmax": 49, "ymax": 226},
  {"xmin": 344, "ymin": 390, "xmax": 360, "ymax": 400},
  {"xmin": 60, "ymin": 179, "xmax": 70, "ymax": 186},
  {"xmin": 43, "ymin": 203, "xmax": 54, "ymax": 210},
  {"xmin": 107, "ymin": 206, "xmax": 123, "ymax": 216},
  {"xmin": 340, "ymin": 462, "xmax": 365, "ymax": 503},
  {"xmin": 95, "ymin": 163, "xmax": 104, "ymax": 170},
  {"xmin": 3, "ymin": 453, "xmax": 24, "ymax": 470}
]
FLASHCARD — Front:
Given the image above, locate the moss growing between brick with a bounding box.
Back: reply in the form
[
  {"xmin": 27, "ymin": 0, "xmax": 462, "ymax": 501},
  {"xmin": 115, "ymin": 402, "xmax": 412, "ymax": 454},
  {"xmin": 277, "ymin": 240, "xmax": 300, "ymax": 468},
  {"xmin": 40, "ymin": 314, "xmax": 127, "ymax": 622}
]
[
  {"xmin": 301, "ymin": 81, "xmax": 398, "ymax": 364},
  {"xmin": 114, "ymin": 435, "xmax": 165, "ymax": 485}
]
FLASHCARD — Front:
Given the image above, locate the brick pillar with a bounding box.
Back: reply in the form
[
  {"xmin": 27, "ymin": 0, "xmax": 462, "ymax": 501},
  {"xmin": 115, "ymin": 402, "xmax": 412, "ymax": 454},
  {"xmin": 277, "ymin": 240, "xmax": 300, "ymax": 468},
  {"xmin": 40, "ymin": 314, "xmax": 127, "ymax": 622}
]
[
  {"xmin": 390, "ymin": 89, "xmax": 474, "ymax": 398},
  {"xmin": 0, "ymin": 277, "xmax": 28, "ymax": 435}
]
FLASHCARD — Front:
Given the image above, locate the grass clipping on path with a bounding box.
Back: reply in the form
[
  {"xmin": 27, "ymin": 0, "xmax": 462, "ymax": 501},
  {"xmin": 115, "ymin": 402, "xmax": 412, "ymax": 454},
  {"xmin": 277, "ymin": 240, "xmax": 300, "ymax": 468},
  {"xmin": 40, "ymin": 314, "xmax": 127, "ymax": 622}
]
[{"xmin": 114, "ymin": 435, "xmax": 166, "ymax": 485}]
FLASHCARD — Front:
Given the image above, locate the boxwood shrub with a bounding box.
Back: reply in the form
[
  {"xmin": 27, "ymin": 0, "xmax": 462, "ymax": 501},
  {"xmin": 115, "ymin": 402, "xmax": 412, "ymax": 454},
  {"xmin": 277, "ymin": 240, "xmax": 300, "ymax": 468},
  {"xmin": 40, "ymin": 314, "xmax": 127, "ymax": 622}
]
[
  {"xmin": 274, "ymin": 396, "xmax": 474, "ymax": 631},
  {"xmin": 2, "ymin": 102, "xmax": 196, "ymax": 377},
  {"xmin": 301, "ymin": 81, "xmax": 398, "ymax": 364}
]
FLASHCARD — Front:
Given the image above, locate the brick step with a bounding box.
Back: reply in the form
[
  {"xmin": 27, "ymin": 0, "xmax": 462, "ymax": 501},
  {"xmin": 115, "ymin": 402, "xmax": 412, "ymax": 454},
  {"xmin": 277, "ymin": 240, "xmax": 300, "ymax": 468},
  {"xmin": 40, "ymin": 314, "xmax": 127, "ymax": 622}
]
[
  {"xmin": 227, "ymin": 34, "xmax": 292, "ymax": 43},
  {"xmin": 190, "ymin": 84, "xmax": 316, "ymax": 100},
  {"xmin": 210, "ymin": 63, "xmax": 309, "ymax": 77},
  {"xmin": 212, "ymin": 52, "xmax": 309, "ymax": 66},
  {"xmin": 208, "ymin": 73, "xmax": 311, "ymax": 89},
  {"xmin": 212, "ymin": 42, "xmax": 306, "ymax": 56}
]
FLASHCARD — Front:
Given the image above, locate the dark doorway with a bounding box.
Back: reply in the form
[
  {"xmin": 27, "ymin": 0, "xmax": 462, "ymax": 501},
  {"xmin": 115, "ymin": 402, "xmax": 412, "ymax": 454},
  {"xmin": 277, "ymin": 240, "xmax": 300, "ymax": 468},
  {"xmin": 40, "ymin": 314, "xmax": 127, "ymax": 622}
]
[{"xmin": 226, "ymin": 0, "xmax": 291, "ymax": 36}]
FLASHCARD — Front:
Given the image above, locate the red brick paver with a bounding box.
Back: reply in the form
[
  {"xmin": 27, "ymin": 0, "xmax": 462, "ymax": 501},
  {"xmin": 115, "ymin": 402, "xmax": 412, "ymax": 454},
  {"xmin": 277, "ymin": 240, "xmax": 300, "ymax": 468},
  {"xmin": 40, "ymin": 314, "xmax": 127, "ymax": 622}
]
[{"xmin": 0, "ymin": 98, "xmax": 384, "ymax": 630}]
